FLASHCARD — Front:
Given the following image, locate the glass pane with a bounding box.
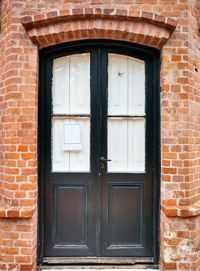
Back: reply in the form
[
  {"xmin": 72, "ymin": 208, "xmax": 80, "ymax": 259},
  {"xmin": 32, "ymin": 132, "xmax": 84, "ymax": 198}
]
[
  {"xmin": 52, "ymin": 53, "xmax": 90, "ymax": 114},
  {"xmin": 108, "ymin": 54, "xmax": 145, "ymax": 116},
  {"xmin": 69, "ymin": 54, "xmax": 90, "ymax": 114},
  {"xmin": 108, "ymin": 54, "xmax": 128, "ymax": 115},
  {"xmin": 107, "ymin": 118, "xmax": 145, "ymax": 172},
  {"xmin": 52, "ymin": 57, "xmax": 69, "ymax": 114},
  {"xmin": 52, "ymin": 117, "xmax": 90, "ymax": 172},
  {"xmin": 128, "ymin": 57, "xmax": 145, "ymax": 115}
]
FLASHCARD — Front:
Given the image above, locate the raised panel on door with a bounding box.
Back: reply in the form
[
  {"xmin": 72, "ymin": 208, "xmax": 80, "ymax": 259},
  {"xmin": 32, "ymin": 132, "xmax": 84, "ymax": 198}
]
[
  {"xmin": 100, "ymin": 176, "xmax": 153, "ymax": 257},
  {"xmin": 45, "ymin": 180, "xmax": 97, "ymax": 256},
  {"xmin": 108, "ymin": 184, "xmax": 143, "ymax": 246},
  {"xmin": 54, "ymin": 184, "xmax": 88, "ymax": 246}
]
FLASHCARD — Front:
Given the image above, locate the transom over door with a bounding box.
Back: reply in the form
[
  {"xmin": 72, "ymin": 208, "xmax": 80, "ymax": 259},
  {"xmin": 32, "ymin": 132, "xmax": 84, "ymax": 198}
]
[{"xmin": 41, "ymin": 44, "xmax": 158, "ymax": 263}]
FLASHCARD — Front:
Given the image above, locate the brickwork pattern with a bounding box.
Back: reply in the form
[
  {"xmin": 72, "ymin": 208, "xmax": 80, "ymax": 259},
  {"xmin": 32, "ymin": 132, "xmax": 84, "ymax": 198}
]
[
  {"xmin": 0, "ymin": 0, "xmax": 200, "ymax": 271},
  {"xmin": 21, "ymin": 9, "xmax": 176, "ymax": 49}
]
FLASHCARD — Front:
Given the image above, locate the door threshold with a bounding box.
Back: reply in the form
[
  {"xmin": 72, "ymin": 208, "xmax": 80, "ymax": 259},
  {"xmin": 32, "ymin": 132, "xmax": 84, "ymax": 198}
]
[
  {"xmin": 43, "ymin": 257, "xmax": 154, "ymax": 265},
  {"xmin": 38, "ymin": 265, "xmax": 159, "ymax": 270}
]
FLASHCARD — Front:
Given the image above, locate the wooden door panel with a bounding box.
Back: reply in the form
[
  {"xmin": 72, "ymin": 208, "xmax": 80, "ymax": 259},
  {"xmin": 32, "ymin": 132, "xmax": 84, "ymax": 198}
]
[
  {"xmin": 101, "ymin": 178, "xmax": 152, "ymax": 257},
  {"xmin": 107, "ymin": 183, "xmax": 143, "ymax": 246},
  {"xmin": 54, "ymin": 184, "xmax": 88, "ymax": 245},
  {"xmin": 44, "ymin": 180, "xmax": 97, "ymax": 257}
]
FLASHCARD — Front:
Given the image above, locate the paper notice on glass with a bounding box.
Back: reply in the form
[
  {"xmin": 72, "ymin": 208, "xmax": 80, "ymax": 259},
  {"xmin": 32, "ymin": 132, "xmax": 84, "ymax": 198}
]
[{"xmin": 63, "ymin": 123, "xmax": 82, "ymax": 151}]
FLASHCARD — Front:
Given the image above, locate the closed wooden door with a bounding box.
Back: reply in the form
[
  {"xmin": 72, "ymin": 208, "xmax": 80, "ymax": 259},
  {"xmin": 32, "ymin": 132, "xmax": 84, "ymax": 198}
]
[{"xmin": 40, "ymin": 43, "xmax": 159, "ymax": 263}]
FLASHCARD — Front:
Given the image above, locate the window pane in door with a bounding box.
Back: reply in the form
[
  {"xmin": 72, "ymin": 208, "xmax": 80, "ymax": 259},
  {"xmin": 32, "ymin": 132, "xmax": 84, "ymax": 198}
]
[
  {"xmin": 108, "ymin": 54, "xmax": 145, "ymax": 116},
  {"xmin": 52, "ymin": 117, "xmax": 90, "ymax": 172},
  {"xmin": 52, "ymin": 57, "xmax": 69, "ymax": 114},
  {"xmin": 52, "ymin": 53, "xmax": 90, "ymax": 114},
  {"xmin": 107, "ymin": 118, "xmax": 145, "ymax": 172},
  {"xmin": 69, "ymin": 54, "xmax": 90, "ymax": 114}
]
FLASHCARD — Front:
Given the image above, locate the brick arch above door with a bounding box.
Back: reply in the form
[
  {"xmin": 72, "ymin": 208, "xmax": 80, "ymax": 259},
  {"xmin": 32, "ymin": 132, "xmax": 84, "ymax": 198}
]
[{"xmin": 21, "ymin": 8, "xmax": 177, "ymax": 49}]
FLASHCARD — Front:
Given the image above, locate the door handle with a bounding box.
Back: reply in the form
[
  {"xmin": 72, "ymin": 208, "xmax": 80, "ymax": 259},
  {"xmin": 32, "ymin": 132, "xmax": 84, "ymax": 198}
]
[
  {"xmin": 99, "ymin": 157, "xmax": 112, "ymax": 163},
  {"xmin": 99, "ymin": 157, "xmax": 112, "ymax": 174}
]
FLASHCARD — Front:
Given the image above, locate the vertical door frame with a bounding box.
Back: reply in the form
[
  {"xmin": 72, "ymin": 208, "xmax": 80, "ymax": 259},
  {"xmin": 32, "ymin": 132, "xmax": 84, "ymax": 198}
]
[{"xmin": 37, "ymin": 40, "xmax": 160, "ymax": 266}]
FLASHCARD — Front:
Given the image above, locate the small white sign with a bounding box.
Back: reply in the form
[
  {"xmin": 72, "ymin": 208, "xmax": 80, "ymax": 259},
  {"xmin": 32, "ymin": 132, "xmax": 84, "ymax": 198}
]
[{"xmin": 63, "ymin": 123, "xmax": 82, "ymax": 151}]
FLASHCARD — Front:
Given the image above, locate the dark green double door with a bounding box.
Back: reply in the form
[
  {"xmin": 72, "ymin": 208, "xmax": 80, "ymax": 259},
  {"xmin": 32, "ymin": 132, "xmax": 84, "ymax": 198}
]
[{"xmin": 41, "ymin": 43, "xmax": 158, "ymax": 263}]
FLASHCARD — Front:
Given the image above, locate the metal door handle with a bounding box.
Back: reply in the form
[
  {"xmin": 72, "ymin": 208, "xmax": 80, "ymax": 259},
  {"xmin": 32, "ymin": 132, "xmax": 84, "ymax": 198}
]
[
  {"xmin": 99, "ymin": 157, "xmax": 112, "ymax": 163},
  {"xmin": 99, "ymin": 157, "xmax": 112, "ymax": 174}
]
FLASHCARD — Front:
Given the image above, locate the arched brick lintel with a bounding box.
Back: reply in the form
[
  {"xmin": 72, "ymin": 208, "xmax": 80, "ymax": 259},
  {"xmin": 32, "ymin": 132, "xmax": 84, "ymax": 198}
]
[{"xmin": 21, "ymin": 8, "xmax": 177, "ymax": 49}]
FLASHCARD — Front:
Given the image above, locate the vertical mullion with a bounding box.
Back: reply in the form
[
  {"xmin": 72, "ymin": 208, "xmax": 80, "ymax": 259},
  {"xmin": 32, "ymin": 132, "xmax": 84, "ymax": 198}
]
[
  {"xmin": 90, "ymin": 48, "xmax": 101, "ymax": 256},
  {"xmin": 46, "ymin": 58, "xmax": 53, "ymax": 176},
  {"xmin": 99, "ymin": 49, "xmax": 108, "ymax": 257},
  {"xmin": 127, "ymin": 57, "xmax": 129, "ymax": 171},
  {"xmin": 100, "ymin": 50, "xmax": 108, "ymax": 160},
  {"xmin": 68, "ymin": 97, "xmax": 71, "ymax": 172},
  {"xmin": 68, "ymin": 55, "xmax": 71, "ymax": 115},
  {"xmin": 90, "ymin": 49, "xmax": 101, "ymax": 174}
]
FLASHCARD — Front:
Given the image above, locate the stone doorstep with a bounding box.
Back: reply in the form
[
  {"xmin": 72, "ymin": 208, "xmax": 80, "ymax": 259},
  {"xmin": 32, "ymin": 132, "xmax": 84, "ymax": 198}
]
[
  {"xmin": 39, "ymin": 269, "xmax": 159, "ymax": 271},
  {"xmin": 39, "ymin": 264, "xmax": 159, "ymax": 270},
  {"xmin": 40, "ymin": 270, "xmax": 158, "ymax": 271}
]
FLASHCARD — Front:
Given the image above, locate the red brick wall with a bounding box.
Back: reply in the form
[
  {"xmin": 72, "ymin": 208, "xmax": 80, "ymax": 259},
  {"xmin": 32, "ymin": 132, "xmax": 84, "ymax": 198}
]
[
  {"xmin": 160, "ymin": 1, "xmax": 200, "ymax": 270},
  {"xmin": 0, "ymin": 1, "xmax": 200, "ymax": 271},
  {"xmin": 0, "ymin": 1, "xmax": 38, "ymax": 270}
]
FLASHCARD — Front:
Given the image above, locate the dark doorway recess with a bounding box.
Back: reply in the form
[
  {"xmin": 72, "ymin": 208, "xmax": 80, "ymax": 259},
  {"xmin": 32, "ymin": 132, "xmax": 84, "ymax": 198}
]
[{"xmin": 38, "ymin": 40, "xmax": 160, "ymax": 266}]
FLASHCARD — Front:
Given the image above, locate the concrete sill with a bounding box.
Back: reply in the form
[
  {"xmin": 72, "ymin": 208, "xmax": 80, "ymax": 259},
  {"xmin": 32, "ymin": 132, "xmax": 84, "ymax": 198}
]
[
  {"xmin": 0, "ymin": 202, "xmax": 35, "ymax": 218},
  {"xmin": 162, "ymin": 200, "xmax": 200, "ymax": 217}
]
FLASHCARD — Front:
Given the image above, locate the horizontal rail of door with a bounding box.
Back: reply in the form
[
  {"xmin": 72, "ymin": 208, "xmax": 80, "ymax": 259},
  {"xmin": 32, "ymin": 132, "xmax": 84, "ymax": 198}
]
[{"xmin": 48, "ymin": 173, "xmax": 148, "ymax": 179}]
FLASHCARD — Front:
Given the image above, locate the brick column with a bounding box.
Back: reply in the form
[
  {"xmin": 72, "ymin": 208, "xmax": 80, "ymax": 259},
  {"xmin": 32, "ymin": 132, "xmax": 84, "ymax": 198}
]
[{"xmin": 0, "ymin": 1, "xmax": 38, "ymax": 270}]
